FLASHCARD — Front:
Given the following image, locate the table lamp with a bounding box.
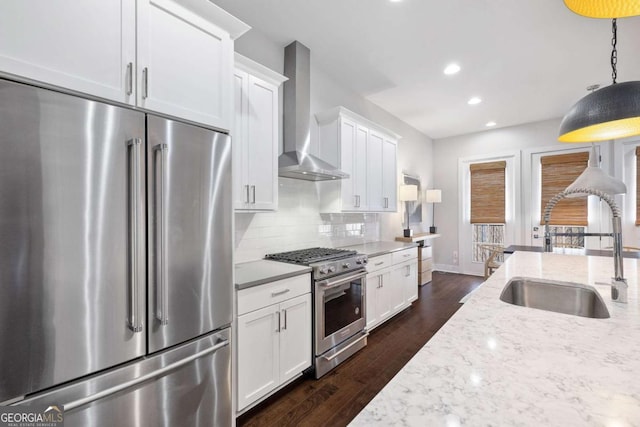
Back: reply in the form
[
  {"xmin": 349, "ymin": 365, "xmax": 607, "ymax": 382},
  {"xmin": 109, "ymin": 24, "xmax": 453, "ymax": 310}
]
[
  {"xmin": 399, "ymin": 184, "xmax": 418, "ymax": 237},
  {"xmin": 425, "ymin": 189, "xmax": 442, "ymax": 234}
]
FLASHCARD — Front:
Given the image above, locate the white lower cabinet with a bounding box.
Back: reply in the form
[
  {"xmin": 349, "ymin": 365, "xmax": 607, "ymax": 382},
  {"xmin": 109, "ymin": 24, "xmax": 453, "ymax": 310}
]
[
  {"xmin": 366, "ymin": 248, "xmax": 418, "ymax": 331},
  {"xmin": 236, "ymin": 275, "xmax": 311, "ymax": 412},
  {"xmin": 392, "ymin": 260, "xmax": 418, "ymax": 305}
]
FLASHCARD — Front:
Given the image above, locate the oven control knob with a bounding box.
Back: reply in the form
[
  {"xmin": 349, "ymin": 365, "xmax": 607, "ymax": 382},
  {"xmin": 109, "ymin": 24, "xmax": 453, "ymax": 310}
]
[
  {"xmin": 319, "ymin": 265, "xmax": 329, "ymax": 275},
  {"xmin": 328, "ymin": 266, "xmax": 336, "ymax": 273},
  {"xmin": 356, "ymin": 258, "xmax": 363, "ymax": 265},
  {"xmin": 342, "ymin": 262, "xmax": 351, "ymax": 269}
]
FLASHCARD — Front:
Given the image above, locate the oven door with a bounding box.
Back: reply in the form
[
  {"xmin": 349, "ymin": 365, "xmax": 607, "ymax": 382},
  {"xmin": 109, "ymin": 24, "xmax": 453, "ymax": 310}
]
[{"xmin": 314, "ymin": 270, "xmax": 367, "ymax": 356}]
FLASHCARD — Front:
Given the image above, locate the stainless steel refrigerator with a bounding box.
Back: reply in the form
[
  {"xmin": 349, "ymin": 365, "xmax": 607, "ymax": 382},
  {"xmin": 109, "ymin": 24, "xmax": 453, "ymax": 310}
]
[{"xmin": 0, "ymin": 78, "xmax": 233, "ymax": 426}]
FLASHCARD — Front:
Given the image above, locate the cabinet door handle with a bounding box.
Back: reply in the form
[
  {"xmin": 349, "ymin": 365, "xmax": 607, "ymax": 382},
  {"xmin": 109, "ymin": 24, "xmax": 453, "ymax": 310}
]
[
  {"xmin": 384, "ymin": 197, "xmax": 388, "ymax": 208},
  {"xmin": 276, "ymin": 311, "xmax": 281, "ymax": 333},
  {"xmin": 142, "ymin": 67, "xmax": 149, "ymax": 99},
  {"xmin": 245, "ymin": 185, "xmax": 250, "ymax": 203},
  {"xmin": 379, "ymin": 276, "xmax": 382, "ymax": 288},
  {"xmin": 406, "ymin": 265, "xmax": 411, "ymax": 277},
  {"xmin": 251, "ymin": 185, "xmax": 256, "ymax": 204},
  {"xmin": 282, "ymin": 309, "xmax": 287, "ymax": 330},
  {"xmin": 126, "ymin": 62, "xmax": 133, "ymax": 96}
]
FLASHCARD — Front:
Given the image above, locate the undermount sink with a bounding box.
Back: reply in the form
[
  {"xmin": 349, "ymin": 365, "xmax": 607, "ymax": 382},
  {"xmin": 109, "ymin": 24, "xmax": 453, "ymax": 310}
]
[{"xmin": 499, "ymin": 277, "xmax": 610, "ymax": 319}]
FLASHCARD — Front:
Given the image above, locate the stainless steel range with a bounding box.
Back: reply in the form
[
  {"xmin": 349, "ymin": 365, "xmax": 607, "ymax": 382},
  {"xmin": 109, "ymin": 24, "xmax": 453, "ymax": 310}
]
[{"xmin": 265, "ymin": 248, "xmax": 368, "ymax": 378}]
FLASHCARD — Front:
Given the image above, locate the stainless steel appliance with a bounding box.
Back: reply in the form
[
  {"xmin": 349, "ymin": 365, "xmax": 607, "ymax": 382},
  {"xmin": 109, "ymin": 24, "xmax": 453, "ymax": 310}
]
[
  {"xmin": 265, "ymin": 248, "xmax": 368, "ymax": 378},
  {"xmin": 0, "ymin": 78, "xmax": 232, "ymax": 426}
]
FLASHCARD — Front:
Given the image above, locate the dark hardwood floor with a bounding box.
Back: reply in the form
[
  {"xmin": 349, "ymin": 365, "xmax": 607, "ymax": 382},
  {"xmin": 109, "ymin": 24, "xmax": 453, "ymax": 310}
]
[{"xmin": 237, "ymin": 271, "xmax": 484, "ymax": 427}]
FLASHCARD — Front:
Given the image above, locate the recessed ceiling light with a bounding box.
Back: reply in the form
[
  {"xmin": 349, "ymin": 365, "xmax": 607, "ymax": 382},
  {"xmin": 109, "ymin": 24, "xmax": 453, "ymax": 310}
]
[
  {"xmin": 443, "ymin": 63, "xmax": 461, "ymax": 75},
  {"xmin": 468, "ymin": 97, "xmax": 482, "ymax": 105},
  {"xmin": 486, "ymin": 121, "xmax": 497, "ymax": 127}
]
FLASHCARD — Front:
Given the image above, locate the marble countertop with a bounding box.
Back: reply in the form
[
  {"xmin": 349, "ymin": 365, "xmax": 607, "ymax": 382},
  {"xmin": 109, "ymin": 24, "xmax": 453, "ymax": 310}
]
[
  {"xmin": 235, "ymin": 260, "xmax": 311, "ymax": 290},
  {"xmin": 505, "ymin": 244, "xmax": 640, "ymax": 259},
  {"xmin": 351, "ymin": 251, "xmax": 640, "ymax": 426},
  {"xmin": 341, "ymin": 241, "xmax": 418, "ymax": 258}
]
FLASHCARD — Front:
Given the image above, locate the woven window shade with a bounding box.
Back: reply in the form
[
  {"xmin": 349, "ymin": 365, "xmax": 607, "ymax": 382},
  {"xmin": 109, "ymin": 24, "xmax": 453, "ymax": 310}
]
[
  {"xmin": 470, "ymin": 161, "xmax": 506, "ymax": 224},
  {"xmin": 540, "ymin": 152, "xmax": 589, "ymax": 226},
  {"xmin": 636, "ymin": 147, "xmax": 640, "ymax": 225}
]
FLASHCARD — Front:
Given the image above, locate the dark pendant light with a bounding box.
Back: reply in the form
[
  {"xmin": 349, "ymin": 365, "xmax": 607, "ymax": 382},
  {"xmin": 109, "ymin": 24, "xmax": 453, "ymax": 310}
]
[
  {"xmin": 564, "ymin": 0, "xmax": 640, "ymax": 18},
  {"xmin": 559, "ymin": 19, "xmax": 640, "ymax": 143}
]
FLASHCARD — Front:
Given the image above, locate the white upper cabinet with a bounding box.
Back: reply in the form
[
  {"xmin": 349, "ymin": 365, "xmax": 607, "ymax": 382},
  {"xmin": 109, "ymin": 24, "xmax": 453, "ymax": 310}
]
[
  {"xmin": 367, "ymin": 131, "xmax": 384, "ymax": 211},
  {"xmin": 0, "ymin": 0, "xmax": 136, "ymax": 104},
  {"xmin": 317, "ymin": 106, "xmax": 400, "ymax": 213},
  {"xmin": 233, "ymin": 54, "xmax": 287, "ymax": 211},
  {"xmin": 0, "ymin": 0, "xmax": 249, "ymax": 130},
  {"xmin": 382, "ymin": 137, "xmax": 398, "ymax": 211}
]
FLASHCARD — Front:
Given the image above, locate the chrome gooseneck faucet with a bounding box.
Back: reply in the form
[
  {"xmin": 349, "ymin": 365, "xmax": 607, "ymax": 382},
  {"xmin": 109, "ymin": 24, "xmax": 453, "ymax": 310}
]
[{"xmin": 543, "ymin": 188, "xmax": 628, "ymax": 303}]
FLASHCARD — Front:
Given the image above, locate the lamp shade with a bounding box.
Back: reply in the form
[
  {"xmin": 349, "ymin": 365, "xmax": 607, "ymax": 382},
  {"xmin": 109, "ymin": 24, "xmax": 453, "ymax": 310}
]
[
  {"xmin": 565, "ymin": 145, "xmax": 627, "ymax": 197},
  {"xmin": 563, "ymin": 0, "xmax": 640, "ymax": 18},
  {"xmin": 559, "ymin": 81, "xmax": 640, "ymax": 143},
  {"xmin": 425, "ymin": 189, "xmax": 442, "ymax": 203},
  {"xmin": 399, "ymin": 184, "xmax": 418, "ymax": 201}
]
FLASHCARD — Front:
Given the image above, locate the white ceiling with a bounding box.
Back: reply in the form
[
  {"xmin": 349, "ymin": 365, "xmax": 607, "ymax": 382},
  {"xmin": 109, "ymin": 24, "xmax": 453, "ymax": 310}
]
[{"xmin": 213, "ymin": 0, "xmax": 640, "ymax": 140}]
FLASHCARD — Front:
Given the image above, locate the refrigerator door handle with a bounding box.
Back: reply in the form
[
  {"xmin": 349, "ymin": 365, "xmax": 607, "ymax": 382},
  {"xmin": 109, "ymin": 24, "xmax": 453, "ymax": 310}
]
[
  {"xmin": 127, "ymin": 138, "xmax": 143, "ymax": 333},
  {"xmin": 61, "ymin": 338, "xmax": 230, "ymax": 412},
  {"xmin": 154, "ymin": 143, "xmax": 169, "ymax": 326}
]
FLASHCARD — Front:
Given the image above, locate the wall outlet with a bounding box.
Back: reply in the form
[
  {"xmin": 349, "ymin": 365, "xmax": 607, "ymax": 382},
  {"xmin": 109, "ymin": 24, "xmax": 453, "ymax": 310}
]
[{"xmin": 452, "ymin": 250, "xmax": 458, "ymax": 265}]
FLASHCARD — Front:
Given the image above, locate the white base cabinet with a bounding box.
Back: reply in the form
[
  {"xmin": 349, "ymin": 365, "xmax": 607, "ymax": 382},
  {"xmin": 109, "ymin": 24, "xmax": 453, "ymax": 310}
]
[
  {"xmin": 0, "ymin": 0, "xmax": 249, "ymax": 130},
  {"xmin": 233, "ymin": 54, "xmax": 287, "ymax": 211},
  {"xmin": 366, "ymin": 248, "xmax": 418, "ymax": 331},
  {"xmin": 236, "ymin": 275, "xmax": 311, "ymax": 412}
]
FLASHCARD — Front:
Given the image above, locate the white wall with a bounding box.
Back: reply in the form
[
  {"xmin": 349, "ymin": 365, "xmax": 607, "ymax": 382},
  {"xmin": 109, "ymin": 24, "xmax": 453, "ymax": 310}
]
[{"xmin": 234, "ymin": 28, "xmax": 433, "ymax": 262}]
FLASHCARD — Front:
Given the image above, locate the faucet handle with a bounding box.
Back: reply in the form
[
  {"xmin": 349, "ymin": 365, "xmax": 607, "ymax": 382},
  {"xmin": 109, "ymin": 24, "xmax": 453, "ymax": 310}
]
[
  {"xmin": 594, "ymin": 279, "xmax": 628, "ymax": 304},
  {"xmin": 611, "ymin": 278, "xmax": 628, "ymax": 304}
]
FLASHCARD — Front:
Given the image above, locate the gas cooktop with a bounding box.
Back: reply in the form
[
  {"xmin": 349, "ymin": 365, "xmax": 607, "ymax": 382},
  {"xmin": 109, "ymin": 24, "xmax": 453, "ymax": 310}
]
[{"xmin": 265, "ymin": 247, "xmax": 358, "ymax": 266}]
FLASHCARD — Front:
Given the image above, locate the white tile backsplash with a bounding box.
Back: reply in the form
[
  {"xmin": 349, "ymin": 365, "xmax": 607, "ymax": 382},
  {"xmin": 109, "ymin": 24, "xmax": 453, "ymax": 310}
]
[{"xmin": 234, "ymin": 178, "xmax": 380, "ymax": 263}]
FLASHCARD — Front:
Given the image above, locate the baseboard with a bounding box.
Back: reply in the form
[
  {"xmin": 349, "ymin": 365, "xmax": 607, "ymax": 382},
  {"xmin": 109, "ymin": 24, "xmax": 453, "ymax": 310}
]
[{"xmin": 434, "ymin": 264, "xmax": 460, "ymax": 274}]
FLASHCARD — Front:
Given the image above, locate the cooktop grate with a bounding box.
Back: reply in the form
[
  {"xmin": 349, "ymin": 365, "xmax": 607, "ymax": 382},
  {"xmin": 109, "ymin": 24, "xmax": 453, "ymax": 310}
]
[{"xmin": 265, "ymin": 247, "xmax": 357, "ymax": 265}]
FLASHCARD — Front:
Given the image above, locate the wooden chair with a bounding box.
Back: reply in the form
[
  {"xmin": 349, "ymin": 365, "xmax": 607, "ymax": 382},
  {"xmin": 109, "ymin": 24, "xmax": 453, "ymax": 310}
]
[{"xmin": 479, "ymin": 244, "xmax": 503, "ymax": 280}]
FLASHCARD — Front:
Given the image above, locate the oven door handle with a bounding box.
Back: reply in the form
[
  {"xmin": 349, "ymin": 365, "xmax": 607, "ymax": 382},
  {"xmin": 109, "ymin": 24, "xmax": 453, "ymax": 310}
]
[
  {"xmin": 317, "ymin": 270, "xmax": 366, "ymax": 288},
  {"xmin": 322, "ymin": 333, "xmax": 368, "ymax": 362}
]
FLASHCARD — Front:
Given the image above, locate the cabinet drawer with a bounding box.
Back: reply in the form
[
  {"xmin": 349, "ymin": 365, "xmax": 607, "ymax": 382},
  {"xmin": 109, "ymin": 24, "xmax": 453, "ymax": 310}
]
[
  {"xmin": 420, "ymin": 245, "xmax": 433, "ymax": 260},
  {"xmin": 419, "ymin": 270, "xmax": 433, "ymax": 285},
  {"xmin": 238, "ymin": 274, "xmax": 310, "ymax": 315},
  {"xmin": 419, "ymin": 258, "xmax": 433, "ymax": 273},
  {"xmin": 392, "ymin": 248, "xmax": 417, "ymax": 264},
  {"xmin": 367, "ymin": 254, "xmax": 393, "ymax": 273}
]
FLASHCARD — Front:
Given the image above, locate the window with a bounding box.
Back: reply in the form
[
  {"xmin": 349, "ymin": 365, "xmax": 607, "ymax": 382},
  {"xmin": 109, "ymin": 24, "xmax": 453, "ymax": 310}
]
[
  {"xmin": 540, "ymin": 152, "xmax": 589, "ymax": 226},
  {"xmin": 472, "ymin": 224, "xmax": 504, "ymax": 263},
  {"xmin": 470, "ymin": 161, "xmax": 506, "ymax": 224},
  {"xmin": 470, "ymin": 161, "xmax": 506, "ymax": 263},
  {"xmin": 548, "ymin": 225, "xmax": 586, "ymax": 248}
]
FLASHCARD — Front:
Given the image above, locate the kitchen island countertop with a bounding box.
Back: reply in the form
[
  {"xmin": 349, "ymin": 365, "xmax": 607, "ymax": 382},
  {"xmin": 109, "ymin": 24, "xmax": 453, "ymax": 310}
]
[
  {"xmin": 351, "ymin": 251, "xmax": 640, "ymax": 426},
  {"xmin": 341, "ymin": 240, "xmax": 417, "ymax": 258},
  {"xmin": 235, "ymin": 260, "xmax": 311, "ymax": 290}
]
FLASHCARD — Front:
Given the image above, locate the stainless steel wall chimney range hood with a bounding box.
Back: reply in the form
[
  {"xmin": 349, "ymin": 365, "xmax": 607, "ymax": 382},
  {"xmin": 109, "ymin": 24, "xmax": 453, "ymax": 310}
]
[{"xmin": 279, "ymin": 41, "xmax": 348, "ymax": 181}]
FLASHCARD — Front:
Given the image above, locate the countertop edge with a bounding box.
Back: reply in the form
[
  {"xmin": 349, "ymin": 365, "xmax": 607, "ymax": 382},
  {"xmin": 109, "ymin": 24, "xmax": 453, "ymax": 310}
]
[{"xmin": 235, "ymin": 268, "xmax": 311, "ymax": 290}]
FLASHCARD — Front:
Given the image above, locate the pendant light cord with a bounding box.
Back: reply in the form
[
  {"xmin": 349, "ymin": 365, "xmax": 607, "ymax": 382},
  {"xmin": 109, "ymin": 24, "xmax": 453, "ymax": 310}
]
[{"xmin": 611, "ymin": 18, "xmax": 617, "ymax": 84}]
